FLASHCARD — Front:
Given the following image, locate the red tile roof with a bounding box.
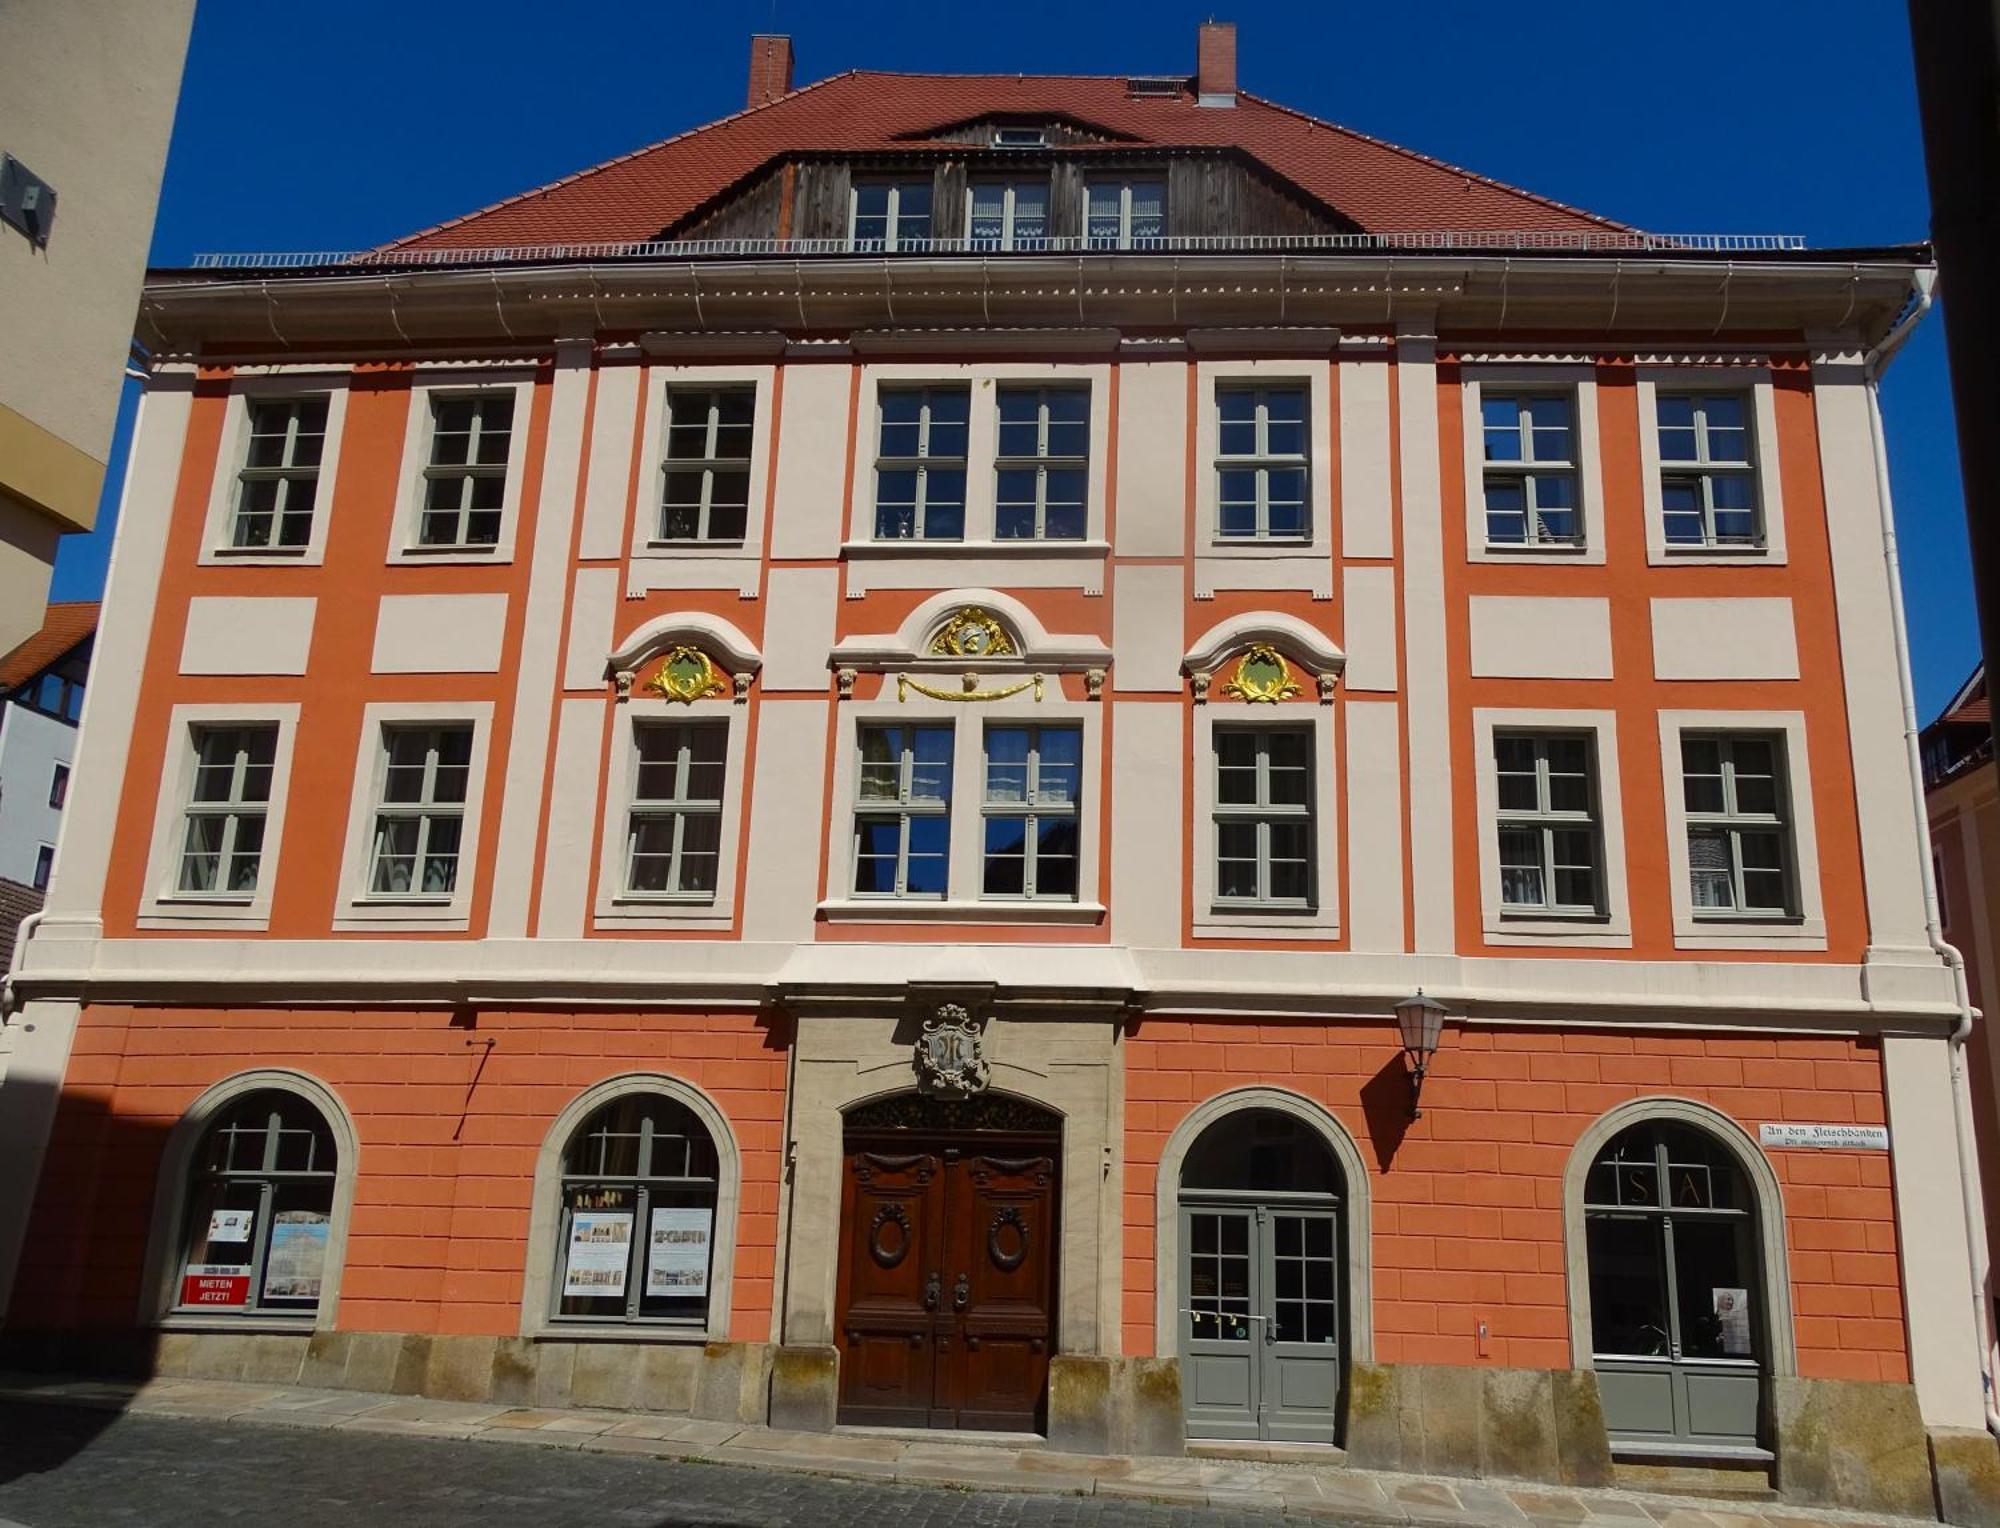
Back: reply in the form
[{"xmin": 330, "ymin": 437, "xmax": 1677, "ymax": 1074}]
[
  {"xmin": 391, "ymin": 71, "xmax": 1626, "ymax": 251},
  {"xmin": 0, "ymin": 601, "xmax": 98, "ymax": 692}
]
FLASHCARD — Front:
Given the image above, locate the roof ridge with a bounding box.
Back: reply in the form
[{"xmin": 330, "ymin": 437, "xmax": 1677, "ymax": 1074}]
[
  {"xmin": 1233, "ymin": 89, "xmax": 1632, "ymax": 233},
  {"xmin": 381, "ymin": 69, "xmax": 863, "ymax": 252}
]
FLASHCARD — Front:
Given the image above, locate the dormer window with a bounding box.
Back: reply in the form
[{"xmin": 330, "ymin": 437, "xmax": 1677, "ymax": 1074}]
[
  {"xmin": 969, "ymin": 179, "xmax": 1049, "ymax": 251},
  {"xmin": 1085, "ymin": 178, "xmax": 1165, "ymax": 250},
  {"xmin": 992, "ymin": 126, "xmax": 1049, "ymax": 149},
  {"xmin": 850, "ymin": 179, "xmax": 933, "ymax": 253}
]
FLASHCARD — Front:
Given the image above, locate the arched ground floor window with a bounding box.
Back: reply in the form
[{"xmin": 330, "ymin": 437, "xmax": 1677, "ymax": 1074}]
[
  {"xmin": 1565, "ymin": 1099, "xmax": 1795, "ymax": 1460},
  {"xmin": 140, "ymin": 1070, "xmax": 359, "ymax": 1326},
  {"xmin": 521, "ymin": 1074, "xmax": 742, "ymax": 1340}
]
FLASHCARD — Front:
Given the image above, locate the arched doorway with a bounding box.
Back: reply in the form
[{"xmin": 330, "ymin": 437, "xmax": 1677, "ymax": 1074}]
[
  {"xmin": 1176, "ymin": 1106, "xmax": 1348, "ymax": 1442},
  {"xmin": 1577, "ymin": 1114, "xmax": 1776, "ymax": 1455},
  {"xmin": 833, "ymin": 1091, "xmax": 1061, "ymax": 1432}
]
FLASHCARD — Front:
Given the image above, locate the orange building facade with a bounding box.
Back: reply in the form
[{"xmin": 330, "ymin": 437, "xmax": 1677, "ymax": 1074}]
[{"xmin": 0, "ymin": 24, "xmax": 1992, "ymax": 1517}]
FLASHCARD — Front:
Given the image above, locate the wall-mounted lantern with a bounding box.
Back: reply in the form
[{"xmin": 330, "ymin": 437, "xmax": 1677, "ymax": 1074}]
[{"xmin": 1394, "ymin": 990, "xmax": 1449, "ymax": 1119}]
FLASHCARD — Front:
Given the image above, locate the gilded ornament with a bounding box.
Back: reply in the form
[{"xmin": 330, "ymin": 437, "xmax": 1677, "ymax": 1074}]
[
  {"xmin": 1219, "ymin": 644, "xmax": 1304, "ymax": 703},
  {"xmin": 897, "ymin": 672, "xmax": 1045, "ymax": 703},
  {"xmin": 928, "ymin": 607, "xmax": 1017, "ymax": 660},
  {"xmin": 645, "ymin": 645, "xmax": 732, "ymax": 704}
]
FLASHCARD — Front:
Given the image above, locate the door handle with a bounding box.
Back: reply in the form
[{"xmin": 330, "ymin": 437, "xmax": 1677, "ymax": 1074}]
[
  {"xmin": 923, "ymin": 1272, "xmax": 940, "ymax": 1311},
  {"xmin": 952, "ymin": 1273, "xmax": 970, "ymax": 1310}
]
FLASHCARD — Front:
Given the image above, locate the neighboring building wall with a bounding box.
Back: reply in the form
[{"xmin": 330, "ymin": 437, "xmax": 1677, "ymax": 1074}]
[
  {"xmin": 0, "ymin": 701, "xmax": 74, "ymax": 887},
  {"xmin": 0, "ymin": 0, "xmax": 195, "ymax": 653}
]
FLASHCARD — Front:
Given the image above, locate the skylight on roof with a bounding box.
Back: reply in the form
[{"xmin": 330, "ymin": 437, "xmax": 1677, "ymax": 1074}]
[
  {"xmin": 992, "ymin": 126, "xmax": 1049, "ymax": 149},
  {"xmin": 1125, "ymin": 76, "xmax": 1183, "ymax": 98}
]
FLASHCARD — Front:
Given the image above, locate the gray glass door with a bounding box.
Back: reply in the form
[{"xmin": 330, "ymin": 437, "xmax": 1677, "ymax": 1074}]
[
  {"xmin": 1181, "ymin": 1201, "xmax": 1342, "ymax": 1442},
  {"xmin": 1585, "ymin": 1123, "xmax": 1765, "ymax": 1455}
]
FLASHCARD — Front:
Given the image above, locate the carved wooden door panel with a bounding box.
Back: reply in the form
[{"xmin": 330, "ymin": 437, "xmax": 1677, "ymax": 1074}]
[
  {"xmin": 939, "ymin": 1152, "xmax": 1058, "ymax": 1431},
  {"xmin": 834, "ymin": 1150, "xmax": 945, "ymax": 1426}
]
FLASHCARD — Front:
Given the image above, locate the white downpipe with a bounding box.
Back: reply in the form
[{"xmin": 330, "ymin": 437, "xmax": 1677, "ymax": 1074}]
[
  {"xmin": 0, "ymin": 909, "xmax": 44, "ymax": 1019},
  {"xmin": 1861, "ymin": 268, "xmax": 2000, "ymax": 1436}
]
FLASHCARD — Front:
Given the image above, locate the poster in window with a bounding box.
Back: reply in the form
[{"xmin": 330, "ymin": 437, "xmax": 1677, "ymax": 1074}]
[
  {"xmin": 262, "ymin": 1210, "xmax": 330, "ymax": 1301},
  {"xmin": 645, "ymin": 1207, "xmax": 712, "ymax": 1298},
  {"xmin": 562, "ymin": 1210, "xmax": 633, "ymax": 1297},
  {"xmin": 206, "ymin": 1208, "xmax": 255, "ymax": 1244},
  {"xmin": 1712, "ymin": 1287, "xmax": 1752, "ymax": 1357},
  {"xmin": 180, "ymin": 1263, "xmax": 250, "ymax": 1307}
]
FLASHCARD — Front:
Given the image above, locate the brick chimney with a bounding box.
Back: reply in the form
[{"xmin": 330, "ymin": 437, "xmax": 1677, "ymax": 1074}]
[
  {"xmin": 1196, "ymin": 20, "xmax": 1237, "ymax": 106},
  {"xmin": 747, "ymin": 34, "xmax": 794, "ymax": 109}
]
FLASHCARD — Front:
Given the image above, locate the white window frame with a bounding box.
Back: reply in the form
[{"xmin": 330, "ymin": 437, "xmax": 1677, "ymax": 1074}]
[
  {"xmin": 993, "ymin": 383, "xmax": 1091, "ymax": 541},
  {"xmin": 1083, "ymin": 177, "xmax": 1166, "ymax": 249},
  {"xmin": 332, "ymin": 700, "xmax": 495, "ymax": 930},
  {"xmin": 820, "ymin": 696, "xmax": 1103, "ymax": 922},
  {"xmin": 1191, "ymin": 705, "xmax": 1339, "ymax": 940},
  {"xmin": 1657, "ymin": 710, "xmax": 1824, "ymax": 949},
  {"xmin": 1637, "ymin": 366, "xmax": 1787, "ymax": 566},
  {"xmin": 198, "ymin": 373, "xmax": 351, "ymax": 568},
  {"xmin": 842, "ymin": 362, "xmax": 1111, "ymax": 593},
  {"xmin": 966, "ymin": 178, "xmax": 1051, "ymax": 249},
  {"xmin": 847, "ymin": 177, "xmax": 934, "ymax": 252},
  {"xmin": 1458, "ymin": 366, "xmax": 1606, "ymax": 565},
  {"xmin": 594, "ymin": 698, "xmax": 749, "ymax": 932},
  {"xmin": 628, "ymin": 364, "xmax": 773, "ymax": 597},
  {"xmin": 979, "ymin": 721, "xmax": 1084, "ymax": 902},
  {"xmin": 386, "ymin": 372, "xmax": 534, "ymax": 565},
  {"xmin": 1195, "ymin": 360, "xmax": 1334, "ymax": 598},
  {"xmin": 138, "ymin": 703, "xmax": 302, "ymax": 931},
  {"xmin": 871, "ymin": 384, "xmax": 972, "ymax": 542},
  {"xmin": 1472, "ymin": 709, "xmax": 1631, "ymax": 947}
]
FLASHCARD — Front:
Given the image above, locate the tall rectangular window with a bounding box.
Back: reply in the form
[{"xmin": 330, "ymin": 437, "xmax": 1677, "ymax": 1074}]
[
  {"xmin": 969, "ymin": 179, "xmax": 1049, "ymax": 250},
  {"xmin": 178, "ymin": 724, "xmax": 278, "ymax": 896},
  {"xmin": 995, "ymin": 385, "xmax": 1089, "ymax": 540},
  {"xmin": 874, "ymin": 386, "xmax": 969, "ymax": 540},
  {"xmin": 1494, "ymin": 731, "xmax": 1601, "ymax": 914},
  {"xmin": 230, "ymin": 397, "xmax": 328, "ymax": 552},
  {"xmin": 626, "ymin": 722, "xmax": 726, "ymax": 898},
  {"xmin": 981, "ymin": 724, "xmax": 1080, "ymax": 899},
  {"xmin": 1657, "ymin": 393, "xmax": 1760, "ymax": 548},
  {"xmin": 32, "ymin": 845, "xmax": 53, "ymax": 892},
  {"xmin": 660, "ymin": 388, "xmax": 753, "ymax": 542},
  {"xmin": 417, "ymin": 394, "xmax": 513, "ymax": 549},
  {"xmin": 1216, "ymin": 384, "xmax": 1309, "ymax": 540},
  {"xmin": 1084, "ymin": 179, "xmax": 1165, "ymax": 249},
  {"xmin": 369, "ymin": 724, "xmax": 473, "ymax": 897},
  {"xmin": 1681, "ymin": 733, "xmax": 1794, "ymax": 916},
  {"xmin": 1482, "ymin": 393, "xmax": 1579, "ymax": 546},
  {"xmin": 853, "ymin": 723, "xmax": 953, "ymax": 897},
  {"xmin": 850, "ymin": 179, "xmax": 933, "ymax": 252},
  {"xmin": 1213, "ymin": 726, "xmax": 1313, "ymax": 908},
  {"xmin": 49, "ymin": 762, "xmax": 68, "ymax": 810}
]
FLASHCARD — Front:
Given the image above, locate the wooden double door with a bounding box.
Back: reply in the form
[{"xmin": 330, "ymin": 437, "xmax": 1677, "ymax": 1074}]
[{"xmin": 834, "ymin": 1127, "xmax": 1059, "ymax": 1431}]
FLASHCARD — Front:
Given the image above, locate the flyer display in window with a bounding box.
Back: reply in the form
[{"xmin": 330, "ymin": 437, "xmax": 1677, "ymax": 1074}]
[
  {"xmin": 262, "ymin": 1210, "xmax": 330, "ymax": 1301},
  {"xmin": 562, "ymin": 1210, "xmax": 633, "ymax": 1297},
  {"xmin": 206, "ymin": 1208, "xmax": 255, "ymax": 1244},
  {"xmin": 1712, "ymin": 1287, "xmax": 1752, "ymax": 1356},
  {"xmin": 180, "ymin": 1264, "xmax": 250, "ymax": 1307},
  {"xmin": 646, "ymin": 1207, "xmax": 712, "ymax": 1298}
]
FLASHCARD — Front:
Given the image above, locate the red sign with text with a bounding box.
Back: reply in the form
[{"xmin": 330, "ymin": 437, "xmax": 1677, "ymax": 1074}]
[{"xmin": 180, "ymin": 1265, "xmax": 250, "ymax": 1307}]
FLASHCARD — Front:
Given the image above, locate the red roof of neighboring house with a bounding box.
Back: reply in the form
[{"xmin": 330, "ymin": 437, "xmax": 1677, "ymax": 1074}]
[
  {"xmin": 1941, "ymin": 666, "xmax": 1989, "ymax": 726},
  {"xmin": 390, "ymin": 71, "xmax": 1627, "ymax": 252},
  {"xmin": 0, "ymin": 601, "xmax": 98, "ymax": 692}
]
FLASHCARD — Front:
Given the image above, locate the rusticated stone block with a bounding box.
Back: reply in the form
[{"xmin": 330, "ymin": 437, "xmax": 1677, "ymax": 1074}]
[
  {"xmin": 634, "ymin": 1343, "xmax": 701, "ymax": 1414},
  {"xmin": 488, "ymin": 1337, "xmax": 540, "ymax": 1408},
  {"xmin": 1479, "ymin": 1367, "xmax": 1559, "ymax": 1483},
  {"xmin": 767, "ymin": 1345, "xmax": 839, "ymax": 1433},
  {"xmin": 1046, "ymin": 1354, "xmax": 1112, "ymax": 1456},
  {"xmin": 1771, "ymin": 1374, "xmax": 1933, "ymax": 1519},
  {"xmin": 569, "ymin": 1342, "xmax": 641, "ymax": 1410},
  {"xmin": 423, "ymin": 1335, "xmax": 497, "ymax": 1403},
  {"xmin": 1932, "ymin": 1426, "xmax": 2000, "ymax": 1528},
  {"xmin": 1548, "ymin": 1368, "xmax": 1614, "ymax": 1488},
  {"xmin": 1046, "ymin": 1354, "xmax": 1184, "ymax": 1457},
  {"xmin": 336, "ymin": 1332, "xmax": 407, "ymax": 1394},
  {"xmin": 298, "ymin": 1331, "xmax": 351, "ymax": 1390},
  {"xmin": 692, "ymin": 1341, "xmax": 773, "ymax": 1424},
  {"xmin": 239, "ymin": 1334, "xmax": 310, "ymax": 1385},
  {"xmin": 389, "ymin": 1334, "xmax": 432, "ymax": 1396},
  {"xmin": 1341, "ymin": 1360, "xmax": 1404, "ymax": 1470},
  {"xmin": 532, "ymin": 1340, "xmax": 575, "ymax": 1410},
  {"xmin": 1126, "ymin": 1357, "xmax": 1186, "ymax": 1459}
]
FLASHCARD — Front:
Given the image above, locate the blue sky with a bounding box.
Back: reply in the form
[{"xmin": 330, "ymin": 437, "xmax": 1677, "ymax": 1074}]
[{"xmin": 57, "ymin": 0, "xmax": 1979, "ymax": 716}]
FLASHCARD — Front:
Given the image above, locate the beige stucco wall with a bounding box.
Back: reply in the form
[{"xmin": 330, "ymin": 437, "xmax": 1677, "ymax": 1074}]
[{"xmin": 0, "ymin": 0, "xmax": 194, "ymax": 589}]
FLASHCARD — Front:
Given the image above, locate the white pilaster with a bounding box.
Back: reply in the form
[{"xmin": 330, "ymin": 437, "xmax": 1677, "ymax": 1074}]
[{"xmin": 1396, "ymin": 321, "xmax": 1454, "ymax": 952}]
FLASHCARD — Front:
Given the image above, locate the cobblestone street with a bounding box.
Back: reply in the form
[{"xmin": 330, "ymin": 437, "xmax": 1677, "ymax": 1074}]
[{"xmin": 0, "ymin": 1402, "xmax": 1314, "ymax": 1528}]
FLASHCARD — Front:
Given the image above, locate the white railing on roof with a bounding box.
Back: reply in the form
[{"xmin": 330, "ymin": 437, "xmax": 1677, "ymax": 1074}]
[{"xmin": 185, "ymin": 230, "xmax": 1809, "ymax": 271}]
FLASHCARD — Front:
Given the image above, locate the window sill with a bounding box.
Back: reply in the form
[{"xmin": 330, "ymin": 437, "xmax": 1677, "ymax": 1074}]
[
  {"xmin": 1482, "ymin": 542, "xmax": 1588, "ymax": 556},
  {"xmin": 818, "ymin": 897, "xmax": 1105, "ymax": 925},
  {"xmin": 841, "ymin": 538, "xmax": 1109, "ymax": 559},
  {"xmin": 1486, "ymin": 911, "xmax": 1631, "ymax": 948},
  {"xmin": 1673, "ymin": 915, "xmax": 1825, "ymax": 951},
  {"xmin": 1194, "ymin": 906, "xmax": 1338, "ymax": 941},
  {"xmin": 137, "ymin": 896, "xmax": 271, "ymax": 933},
  {"xmin": 211, "ymin": 545, "xmax": 309, "ymax": 559},
  {"xmin": 155, "ymin": 1313, "xmax": 319, "ymax": 1335},
  {"xmin": 524, "ymin": 1323, "xmax": 719, "ymax": 1345},
  {"xmin": 390, "ymin": 545, "xmax": 510, "ymax": 566}
]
